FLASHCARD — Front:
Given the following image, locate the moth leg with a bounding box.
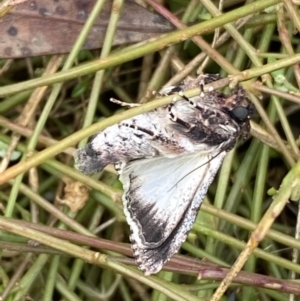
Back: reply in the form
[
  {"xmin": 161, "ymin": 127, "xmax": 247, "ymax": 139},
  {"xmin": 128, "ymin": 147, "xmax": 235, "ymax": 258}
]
[
  {"xmin": 172, "ymin": 75, "xmax": 210, "ymax": 111},
  {"xmin": 177, "ymin": 91, "xmax": 197, "ymax": 107},
  {"xmin": 159, "ymin": 84, "xmax": 183, "ymax": 96},
  {"xmin": 198, "ymin": 75, "xmax": 206, "ymax": 96}
]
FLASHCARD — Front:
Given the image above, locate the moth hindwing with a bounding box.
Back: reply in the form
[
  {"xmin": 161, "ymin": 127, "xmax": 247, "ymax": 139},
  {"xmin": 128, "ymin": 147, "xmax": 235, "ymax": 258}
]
[{"xmin": 74, "ymin": 74, "xmax": 253, "ymax": 275}]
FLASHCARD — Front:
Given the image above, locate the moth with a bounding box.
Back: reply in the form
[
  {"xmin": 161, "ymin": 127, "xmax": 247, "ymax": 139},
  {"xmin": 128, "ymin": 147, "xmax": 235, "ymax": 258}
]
[{"xmin": 74, "ymin": 74, "xmax": 253, "ymax": 275}]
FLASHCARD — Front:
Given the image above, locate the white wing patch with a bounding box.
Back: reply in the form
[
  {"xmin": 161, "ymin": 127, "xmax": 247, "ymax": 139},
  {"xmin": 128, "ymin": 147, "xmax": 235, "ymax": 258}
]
[{"xmin": 118, "ymin": 150, "xmax": 226, "ymax": 275}]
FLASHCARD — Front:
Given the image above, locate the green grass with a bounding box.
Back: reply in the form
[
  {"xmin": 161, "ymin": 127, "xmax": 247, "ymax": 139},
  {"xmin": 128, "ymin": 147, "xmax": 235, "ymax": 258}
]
[{"xmin": 1, "ymin": 0, "xmax": 300, "ymax": 300}]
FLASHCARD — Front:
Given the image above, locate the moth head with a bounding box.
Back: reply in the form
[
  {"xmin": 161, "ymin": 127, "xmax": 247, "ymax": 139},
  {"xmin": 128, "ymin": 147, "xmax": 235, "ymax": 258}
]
[
  {"xmin": 230, "ymin": 104, "xmax": 251, "ymax": 122},
  {"xmin": 224, "ymin": 86, "xmax": 254, "ymax": 124}
]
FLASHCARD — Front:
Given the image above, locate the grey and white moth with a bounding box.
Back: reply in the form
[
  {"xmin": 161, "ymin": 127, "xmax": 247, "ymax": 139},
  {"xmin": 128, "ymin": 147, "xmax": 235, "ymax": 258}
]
[{"xmin": 74, "ymin": 74, "xmax": 253, "ymax": 275}]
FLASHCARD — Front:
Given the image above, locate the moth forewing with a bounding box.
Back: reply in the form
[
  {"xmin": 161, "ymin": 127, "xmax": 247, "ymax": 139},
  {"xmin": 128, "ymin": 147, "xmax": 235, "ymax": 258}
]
[{"xmin": 74, "ymin": 74, "xmax": 253, "ymax": 275}]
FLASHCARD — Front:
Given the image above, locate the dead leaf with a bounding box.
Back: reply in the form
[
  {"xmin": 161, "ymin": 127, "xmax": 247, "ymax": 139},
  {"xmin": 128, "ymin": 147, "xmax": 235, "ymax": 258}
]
[
  {"xmin": 0, "ymin": 0, "xmax": 174, "ymax": 58},
  {"xmin": 58, "ymin": 180, "xmax": 90, "ymax": 213}
]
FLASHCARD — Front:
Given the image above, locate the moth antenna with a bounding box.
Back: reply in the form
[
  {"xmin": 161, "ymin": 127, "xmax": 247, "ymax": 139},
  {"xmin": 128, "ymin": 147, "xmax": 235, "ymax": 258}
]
[{"xmin": 110, "ymin": 98, "xmax": 140, "ymax": 107}]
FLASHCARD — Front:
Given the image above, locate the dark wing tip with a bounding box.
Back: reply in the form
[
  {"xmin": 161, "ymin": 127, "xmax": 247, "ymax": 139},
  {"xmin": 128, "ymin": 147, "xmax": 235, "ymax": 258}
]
[
  {"xmin": 131, "ymin": 241, "xmax": 165, "ymax": 275},
  {"xmin": 74, "ymin": 143, "xmax": 106, "ymax": 175}
]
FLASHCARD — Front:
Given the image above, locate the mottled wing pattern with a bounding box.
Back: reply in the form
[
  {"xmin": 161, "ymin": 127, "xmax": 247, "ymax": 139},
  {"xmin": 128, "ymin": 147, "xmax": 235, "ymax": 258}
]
[
  {"xmin": 118, "ymin": 150, "xmax": 226, "ymax": 275},
  {"xmin": 74, "ymin": 74, "xmax": 253, "ymax": 275}
]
